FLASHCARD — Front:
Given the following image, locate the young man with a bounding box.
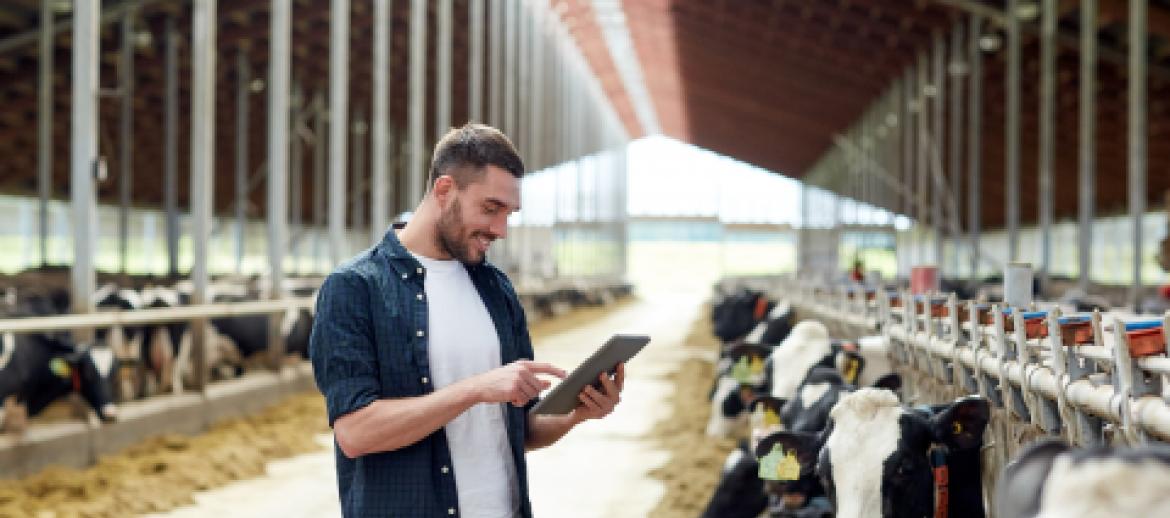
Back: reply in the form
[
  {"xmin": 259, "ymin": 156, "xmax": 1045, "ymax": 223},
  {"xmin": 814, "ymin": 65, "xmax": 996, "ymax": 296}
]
[{"xmin": 310, "ymin": 123, "xmax": 625, "ymax": 517}]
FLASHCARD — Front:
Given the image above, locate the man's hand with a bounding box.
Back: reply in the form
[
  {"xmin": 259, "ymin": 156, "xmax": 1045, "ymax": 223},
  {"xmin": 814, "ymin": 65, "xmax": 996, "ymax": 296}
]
[
  {"xmin": 569, "ymin": 363, "xmax": 626, "ymax": 423},
  {"xmin": 472, "ymin": 360, "xmax": 566, "ymax": 407}
]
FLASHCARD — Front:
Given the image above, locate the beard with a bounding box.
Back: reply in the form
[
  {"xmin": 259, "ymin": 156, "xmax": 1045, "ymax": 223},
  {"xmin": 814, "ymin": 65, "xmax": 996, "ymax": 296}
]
[{"xmin": 436, "ymin": 199, "xmax": 487, "ymax": 265}]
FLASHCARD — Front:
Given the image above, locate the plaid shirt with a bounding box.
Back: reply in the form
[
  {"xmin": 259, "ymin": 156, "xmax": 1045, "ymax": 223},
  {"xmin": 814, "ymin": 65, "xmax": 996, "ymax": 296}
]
[{"xmin": 310, "ymin": 226, "xmax": 537, "ymax": 518}]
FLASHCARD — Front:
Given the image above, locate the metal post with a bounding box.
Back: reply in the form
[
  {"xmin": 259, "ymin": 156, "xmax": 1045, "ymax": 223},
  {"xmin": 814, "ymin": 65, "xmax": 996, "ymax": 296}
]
[
  {"xmin": 1078, "ymin": 0, "xmax": 1097, "ymax": 292},
  {"xmin": 329, "ymin": 0, "xmax": 350, "ymax": 263},
  {"xmin": 70, "ymin": 0, "xmax": 99, "ymax": 317},
  {"xmin": 932, "ymin": 33, "xmax": 945, "ymax": 269},
  {"xmin": 371, "ymin": 0, "xmax": 391, "ymax": 241},
  {"xmin": 189, "ymin": 0, "xmax": 217, "ymax": 390},
  {"xmin": 351, "ymin": 111, "xmax": 367, "ymax": 231},
  {"xmin": 949, "ymin": 24, "xmax": 965, "ymax": 277},
  {"xmin": 436, "ymin": 0, "xmax": 452, "ymax": 139},
  {"xmin": 269, "ymin": 0, "xmax": 290, "ymax": 293},
  {"xmin": 917, "ymin": 54, "xmax": 929, "ymax": 265},
  {"xmin": 489, "ymin": 0, "xmax": 502, "ymax": 127},
  {"xmin": 1129, "ymin": 0, "xmax": 1147, "ymax": 309},
  {"xmin": 468, "ymin": 0, "xmax": 484, "ymax": 122},
  {"xmin": 235, "ymin": 46, "xmax": 250, "ymax": 275},
  {"xmin": 313, "ymin": 94, "xmax": 327, "ymax": 270},
  {"xmin": 289, "ymin": 83, "xmax": 303, "ymax": 263},
  {"xmin": 968, "ymin": 14, "xmax": 983, "ymax": 283},
  {"xmin": 1038, "ymin": 0, "xmax": 1056, "ymax": 293},
  {"xmin": 530, "ymin": 4, "xmax": 544, "ymax": 170},
  {"xmin": 164, "ymin": 16, "xmax": 179, "ymax": 278},
  {"xmin": 408, "ymin": 0, "xmax": 427, "ymax": 205},
  {"xmin": 38, "ymin": 0, "xmax": 53, "ymax": 266},
  {"xmin": 504, "ymin": 0, "xmax": 517, "ymax": 137},
  {"xmin": 118, "ymin": 13, "xmax": 134, "ymax": 274},
  {"xmin": 902, "ymin": 73, "xmax": 913, "ymax": 222},
  {"xmin": 1006, "ymin": 0, "xmax": 1021, "ymax": 261}
]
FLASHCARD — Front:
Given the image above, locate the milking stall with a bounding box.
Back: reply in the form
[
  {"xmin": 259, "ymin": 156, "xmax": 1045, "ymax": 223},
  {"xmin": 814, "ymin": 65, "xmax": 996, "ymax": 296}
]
[{"xmin": 2, "ymin": 0, "xmax": 1170, "ymax": 517}]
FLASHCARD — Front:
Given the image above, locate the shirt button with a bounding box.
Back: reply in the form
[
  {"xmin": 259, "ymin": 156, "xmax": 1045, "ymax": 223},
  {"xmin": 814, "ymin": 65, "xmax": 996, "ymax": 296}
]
[
  {"xmin": 441, "ymin": 465, "xmax": 450, "ymax": 474},
  {"xmin": 417, "ymin": 267, "xmax": 424, "ymax": 274},
  {"xmin": 421, "ymin": 376, "xmax": 429, "ymax": 384},
  {"xmin": 417, "ymin": 293, "xmax": 424, "ymax": 300},
  {"xmin": 401, "ymin": 273, "xmax": 408, "ymax": 279},
  {"xmin": 417, "ymin": 330, "xmax": 425, "ymax": 337},
  {"xmin": 448, "ymin": 509, "xmax": 456, "ymax": 515}
]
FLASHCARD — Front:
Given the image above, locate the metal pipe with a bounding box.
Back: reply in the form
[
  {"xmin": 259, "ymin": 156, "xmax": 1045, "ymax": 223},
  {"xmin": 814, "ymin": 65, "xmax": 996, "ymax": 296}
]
[
  {"xmin": 932, "ymin": 33, "xmax": 945, "ymax": 269},
  {"xmin": 408, "ymin": 0, "xmax": 427, "ymax": 206},
  {"xmin": 189, "ymin": 0, "xmax": 217, "ymax": 390},
  {"xmin": 371, "ymin": 0, "xmax": 390, "ymax": 241},
  {"xmin": 313, "ymin": 94, "xmax": 326, "ymax": 270},
  {"xmin": 235, "ymin": 47, "xmax": 250, "ymax": 275},
  {"xmin": 351, "ymin": 110, "xmax": 367, "ymax": 231},
  {"xmin": 917, "ymin": 54, "xmax": 929, "ymax": 264},
  {"xmin": 949, "ymin": 24, "xmax": 965, "ymax": 277},
  {"xmin": 1129, "ymin": 0, "xmax": 1147, "ymax": 310},
  {"xmin": 118, "ymin": 13, "xmax": 134, "ymax": 274},
  {"xmin": 504, "ymin": 0, "xmax": 517, "ymax": 138},
  {"xmin": 436, "ymin": 0, "xmax": 452, "ymax": 139},
  {"xmin": 164, "ymin": 16, "xmax": 179, "ymax": 278},
  {"xmin": 289, "ymin": 83, "xmax": 303, "ymax": 258},
  {"xmin": 37, "ymin": 0, "xmax": 52, "ymax": 266},
  {"xmin": 1039, "ymin": 0, "xmax": 1056, "ymax": 293},
  {"xmin": 329, "ymin": 0, "xmax": 350, "ymax": 263},
  {"xmin": 70, "ymin": 0, "xmax": 100, "ymax": 317},
  {"xmin": 489, "ymin": 0, "xmax": 502, "ymax": 127},
  {"xmin": 1006, "ymin": 0, "xmax": 1021, "ymax": 261},
  {"xmin": 268, "ymin": 0, "xmax": 290, "ymax": 294},
  {"xmin": 1078, "ymin": 0, "xmax": 1097, "ymax": 293},
  {"xmin": 968, "ymin": 14, "xmax": 983, "ymax": 283},
  {"xmin": 468, "ymin": 0, "xmax": 484, "ymax": 123}
]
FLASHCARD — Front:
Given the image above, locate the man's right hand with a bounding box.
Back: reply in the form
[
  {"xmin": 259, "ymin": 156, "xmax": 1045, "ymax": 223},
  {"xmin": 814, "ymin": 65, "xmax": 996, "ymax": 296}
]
[{"xmin": 471, "ymin": 361, "xmax": 566, "ymax": 407}]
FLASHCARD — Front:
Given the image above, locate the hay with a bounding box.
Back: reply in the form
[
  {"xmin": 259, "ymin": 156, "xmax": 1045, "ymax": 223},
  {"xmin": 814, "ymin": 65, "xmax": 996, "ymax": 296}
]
[
  {"xmin": 0, "ymin": 393, "xmax": 328, "ymax": 518},
  {"xmin": 528, "ymin": 296, "xmax": 635, "ymax": 343},
  {"xmin": 646, "ymin": 305, "xmax": 737, "ymax": 518}
]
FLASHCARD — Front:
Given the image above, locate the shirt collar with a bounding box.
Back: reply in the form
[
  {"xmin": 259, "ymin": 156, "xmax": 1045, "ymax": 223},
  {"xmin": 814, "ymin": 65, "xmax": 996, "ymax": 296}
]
[{"xmin": 376, "ymin": 223, "xmax": 494, "ymax": 277}]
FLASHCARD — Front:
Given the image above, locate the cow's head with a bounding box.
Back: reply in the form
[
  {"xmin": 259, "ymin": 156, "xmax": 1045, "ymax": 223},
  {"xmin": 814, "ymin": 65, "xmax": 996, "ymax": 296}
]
[
  {"xmin": 996, "ymin": 439, "xmax": 1170, "ymax": 518},
  {"xmin": 756, "ymin": 390, "xmax": 989, "ymax": 518},
  {"xmin": 74, "ymin": 345, "xmax": 119, "ymax": 422}
]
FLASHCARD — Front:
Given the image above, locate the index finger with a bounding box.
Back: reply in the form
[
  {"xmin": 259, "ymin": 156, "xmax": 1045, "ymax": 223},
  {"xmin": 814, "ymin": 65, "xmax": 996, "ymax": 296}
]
[
  {"xmin": 614, "ymin": 363, "xmax": 626, "ymax": 391},
  {"xmin": 519, "ymin": 361, "xmax": 567, "ymax": 379}
]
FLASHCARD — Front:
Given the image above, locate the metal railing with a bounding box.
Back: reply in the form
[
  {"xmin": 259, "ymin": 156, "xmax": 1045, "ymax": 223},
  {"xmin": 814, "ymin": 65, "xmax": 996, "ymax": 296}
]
[{"xmin": 773, "ymin": 279, "xmax": 1170, "ymax": 445}]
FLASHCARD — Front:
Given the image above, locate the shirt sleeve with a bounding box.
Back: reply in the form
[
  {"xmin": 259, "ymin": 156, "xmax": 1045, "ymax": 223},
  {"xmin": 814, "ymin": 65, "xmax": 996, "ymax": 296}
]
[
  {"xmin": 309, "ymin": 270, "xmax": 380, "ymax": 427},
  {"xmin": 499, "ymin": 275, "xmax": 541, "ymax": 414}
]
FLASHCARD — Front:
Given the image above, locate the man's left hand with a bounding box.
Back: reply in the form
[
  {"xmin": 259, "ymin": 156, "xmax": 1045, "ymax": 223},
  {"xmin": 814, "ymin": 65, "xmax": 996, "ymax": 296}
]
[{"xmin": 569, "ymin": 363, "xmax": 625, "ymax": 423}]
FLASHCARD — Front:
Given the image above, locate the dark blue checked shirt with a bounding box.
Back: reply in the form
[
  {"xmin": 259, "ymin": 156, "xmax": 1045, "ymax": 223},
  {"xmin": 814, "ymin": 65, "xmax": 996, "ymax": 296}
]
[{"xmin": 310, "ymin": 226, "xmax": 537, "ymax": 518}]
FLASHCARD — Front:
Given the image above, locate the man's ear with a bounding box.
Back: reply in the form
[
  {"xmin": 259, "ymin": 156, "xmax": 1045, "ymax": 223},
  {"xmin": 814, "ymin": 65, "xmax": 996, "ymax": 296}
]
[
  {"xmin": 432, "ymin": 175, "xmax": 456, "ymax": 202},
  {"xmin": 930, "ymin": 395, "xmax": 991, "ymax": 450}
]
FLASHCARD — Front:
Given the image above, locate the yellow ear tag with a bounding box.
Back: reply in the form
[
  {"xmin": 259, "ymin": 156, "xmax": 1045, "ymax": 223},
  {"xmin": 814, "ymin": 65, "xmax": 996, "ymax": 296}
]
[
  {"xmin": 776, "ymin": 451, "xmax": 801, "ymax": 481},
  {"xmin": 731, "ymin": 356, "xmax": 752, "ymax": 384},
  {"xmin": 49, "ymin": 357, "xmax": 72, "ymax": 379},
  {"xmin": 764, "ymin": 408, "xmax": 780, "ymax": 427},
  {"xmin": 749, "ymin": 356, "xmax": 765, "ymax": 376},
  {"xmin": 843, "ymin": 358, "xmax": 860, "ymax": 384},
  {"xmin": 952, "ymin": 421, "xmax": 963, "ymax": 435}
]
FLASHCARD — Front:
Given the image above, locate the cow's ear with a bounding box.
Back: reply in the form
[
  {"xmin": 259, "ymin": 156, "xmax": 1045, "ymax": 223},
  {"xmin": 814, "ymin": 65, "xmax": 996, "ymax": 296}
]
[
  {"xmin": 994, "ymin": 439, "xmax": 1069, "ymax": 518},
  {"xmin": 754, "ymin": 431, "xmax": 820, "ymax": 476},
  {"xmin": 871, "ymin": 373, "xmax": 902, "ymax": 393},
  {"xmin": 931, "ymin": 396, "xmax": 991, "ymax": 450}
]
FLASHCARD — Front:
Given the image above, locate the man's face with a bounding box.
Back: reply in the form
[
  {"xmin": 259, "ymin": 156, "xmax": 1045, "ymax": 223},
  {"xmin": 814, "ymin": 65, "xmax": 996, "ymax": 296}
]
[{"xmin": 435, "ymin": 165, "xmax": 521, "ymax": 265}]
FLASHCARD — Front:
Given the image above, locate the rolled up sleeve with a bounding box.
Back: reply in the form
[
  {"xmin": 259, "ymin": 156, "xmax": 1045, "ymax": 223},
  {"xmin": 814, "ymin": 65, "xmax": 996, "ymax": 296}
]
[{"xmin": 309, "ymin": 271, "xmax": 380, "ymax": 427}]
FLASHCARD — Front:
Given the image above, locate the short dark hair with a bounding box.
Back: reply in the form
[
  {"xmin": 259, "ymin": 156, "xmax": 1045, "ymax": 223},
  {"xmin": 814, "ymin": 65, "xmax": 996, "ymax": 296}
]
[{"xmin": 429, "ymin": 123, "xmax": 525, "ymax": 189}]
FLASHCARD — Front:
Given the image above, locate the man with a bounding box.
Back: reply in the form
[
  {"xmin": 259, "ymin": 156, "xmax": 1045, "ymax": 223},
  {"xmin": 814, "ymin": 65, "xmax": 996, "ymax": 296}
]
[{"xmin": 310, "ymin": 123, "xmax": 624, "ymax": 518}]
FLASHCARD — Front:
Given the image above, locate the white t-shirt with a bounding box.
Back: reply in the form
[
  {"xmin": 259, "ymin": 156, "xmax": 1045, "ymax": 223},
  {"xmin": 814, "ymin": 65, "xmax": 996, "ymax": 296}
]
[{"xmin": 412, "ymin": 252, "xmax": 520, "ymax": 518}]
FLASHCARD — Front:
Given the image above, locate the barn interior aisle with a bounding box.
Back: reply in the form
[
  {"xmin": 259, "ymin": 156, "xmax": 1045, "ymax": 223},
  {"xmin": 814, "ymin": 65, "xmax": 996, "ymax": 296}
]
[{"xmin": 140, "ymin": 291, "xmax": 706, "ymax": 518}]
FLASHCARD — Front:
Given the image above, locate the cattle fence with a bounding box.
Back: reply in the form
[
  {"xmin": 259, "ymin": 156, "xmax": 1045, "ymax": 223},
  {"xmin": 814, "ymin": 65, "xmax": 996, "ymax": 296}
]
[{"xmin": 728, "ymin": 276, "xmax": 1170, "ymax": 505}]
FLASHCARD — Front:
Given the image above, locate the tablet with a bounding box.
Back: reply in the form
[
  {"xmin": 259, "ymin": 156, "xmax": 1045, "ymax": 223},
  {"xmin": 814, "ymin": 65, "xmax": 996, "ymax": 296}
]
[{"xmin": 530, "ymin": 334, "xmax": 651, "ymax": 415}]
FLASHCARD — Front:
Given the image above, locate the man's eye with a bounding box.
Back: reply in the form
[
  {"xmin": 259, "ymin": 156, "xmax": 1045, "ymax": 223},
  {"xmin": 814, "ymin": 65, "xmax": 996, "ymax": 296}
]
[{"xmin": 484, "ymin": 205, "xmax": 498, "ymax": 215}]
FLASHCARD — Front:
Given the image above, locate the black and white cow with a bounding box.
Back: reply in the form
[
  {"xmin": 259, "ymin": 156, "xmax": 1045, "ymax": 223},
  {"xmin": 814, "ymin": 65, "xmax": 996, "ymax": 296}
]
[
  {"xmin": 758, "ymin": 389, "xmax": 991, "ymax": 518},
  {"xmin": 707, "ymin": 343, "xmax": 772, "ymax": 437},
  {"xmin": 741, "ymin": 301, "xmax": 795, "ymax": 346},
  {"xmin": 0, "ymin": 331, "xmax": 118, "ymax": 433},
  {"xmin": 713, "ymin": 289, "xmax": 773, "ymax": 343},
  {"xmin": 996, "ymin": 439, "xmax": 1170, "ymax": 518}
]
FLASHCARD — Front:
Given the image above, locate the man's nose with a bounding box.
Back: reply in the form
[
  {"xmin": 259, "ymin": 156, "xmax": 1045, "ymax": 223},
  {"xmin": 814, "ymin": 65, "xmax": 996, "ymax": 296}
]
[{"xmin": 489, "ymin": 216, "xmax": 508, "ymax": 239}]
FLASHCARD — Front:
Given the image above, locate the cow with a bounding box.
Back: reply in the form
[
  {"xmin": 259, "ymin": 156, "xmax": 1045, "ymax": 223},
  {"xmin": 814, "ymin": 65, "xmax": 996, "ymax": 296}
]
[
  {"xmin": 0, "ymin": 331, "xmax": 119, "ymax": 434},
  {"xmin": 713, "ymin": 289, "xmax": 773, "ymax": 343},
  {"xmin": 706, "ymin": 343, "xmax": 772, "ymax": 437},
  {"xmin": 765, "ymin": 320, "xmax": 833, "ymax": 400},
  {"xmin": 757, "ymin": 389, "xmax": 991, "ymax": 518},
  {"xmin": 996, "ymin": 439, "xmax": 1170, "ymax": 518},
  {"xmin": 742, "ymin": 301, "xmax": 795, "ymax": 346}
]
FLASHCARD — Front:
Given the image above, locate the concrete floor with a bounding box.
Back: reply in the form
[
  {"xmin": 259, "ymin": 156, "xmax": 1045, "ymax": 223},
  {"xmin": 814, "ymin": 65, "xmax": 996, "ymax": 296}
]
[{"xmin": 146, "ymin": 291, "xmax": 706, "ymax": 518}]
